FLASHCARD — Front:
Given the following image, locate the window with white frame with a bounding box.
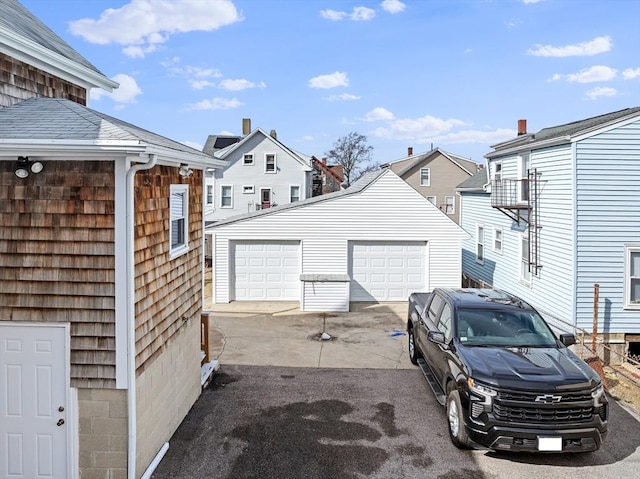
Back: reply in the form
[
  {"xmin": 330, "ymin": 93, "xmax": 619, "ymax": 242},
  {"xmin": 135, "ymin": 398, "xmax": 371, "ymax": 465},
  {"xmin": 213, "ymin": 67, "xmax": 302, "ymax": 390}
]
[
  {"xmin": 476, "ymin": 225, "xmax": 484, "ymax": 263},
  {"xmin": 426, "ymin": 196, "xmax": 436, "ymax": 205},
  {"xmin": 290, "ymin": 185, "xmax": 300, "ymax": 202},
  {"xmin": 420, "ymin": 168, "xmax": 430, "ymax": 186},
  {"xmin": 493, "ymin": 162, "xmax": 502, "ymax": 183},
  {"xmin": 206, "ymin": 185, "xmax": 213, "ymax": 205},
  {"xmin": 243, "ymin": 185, "xmax": 254, "ymax": 194},
  {"xmin": 520, "ymin": 234, "xmax": 531, "ymax": 284},
  {"xmin": 221, "ymin": 185, "xmax": 232, "ymax": 207},
  {"xmin": 518, "ymin": 153, "xmax": 530, "ymax": 203},
  {"xmin": 243, "ymin": 154, "xmax": 254, "ymax": 165},
  {"xmin": 493, "ymin": 228, "xmax": 503, "ymax": 253},
  {"xmin": 265, "ymin": 154, "xmax": 276, "ymax": 173},
  {"xmin": 170, "ymin": 184, "xmax": 188, "ymax": 256},
  {"xmin": 444, "ymin": 196, "xmax": 455, "ymax": 214},
  {"xmin": 625, "ymin": 244, "xmax": 640, "ymax": 308}
]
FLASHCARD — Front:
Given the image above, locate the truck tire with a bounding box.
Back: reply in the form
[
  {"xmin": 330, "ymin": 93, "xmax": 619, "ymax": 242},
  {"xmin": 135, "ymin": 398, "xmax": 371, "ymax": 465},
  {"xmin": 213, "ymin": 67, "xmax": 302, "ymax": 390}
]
[
  {"xmin": 447, "ymin": 389, "xmax": 470, "ymax": 449},
  {"xmin": 408, "ymin": 327, "xmax": 420, "ymax": 365}
]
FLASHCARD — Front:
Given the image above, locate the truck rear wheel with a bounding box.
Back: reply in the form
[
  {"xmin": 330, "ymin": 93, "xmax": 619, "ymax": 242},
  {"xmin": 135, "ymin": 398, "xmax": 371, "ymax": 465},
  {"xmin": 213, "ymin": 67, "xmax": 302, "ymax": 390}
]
[
  {"xmin": 447, "ymin": 389, "xmax": 470, "ymax": 449},
  {"xmin": 408, "ymin": 327, "xmax": 420, "ymax": 365}
]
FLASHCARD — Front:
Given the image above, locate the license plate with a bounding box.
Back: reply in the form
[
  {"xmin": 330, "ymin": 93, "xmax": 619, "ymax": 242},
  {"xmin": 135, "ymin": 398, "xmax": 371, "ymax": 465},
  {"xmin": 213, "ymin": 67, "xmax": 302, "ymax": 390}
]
[{"xmin": 538, "ymin": 437, "xmax": 562, "ymax": 451}]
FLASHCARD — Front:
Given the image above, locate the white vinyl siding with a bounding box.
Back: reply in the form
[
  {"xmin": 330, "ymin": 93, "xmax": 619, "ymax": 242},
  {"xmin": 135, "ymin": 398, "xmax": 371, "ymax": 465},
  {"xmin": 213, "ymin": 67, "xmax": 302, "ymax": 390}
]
[
  {"xmin": 169, "ymin": 184, "xmax": 188, "ymax": 257},
  {"xmin": 209, "ymin": 171, "xmax": 467, "ymax": 307}
]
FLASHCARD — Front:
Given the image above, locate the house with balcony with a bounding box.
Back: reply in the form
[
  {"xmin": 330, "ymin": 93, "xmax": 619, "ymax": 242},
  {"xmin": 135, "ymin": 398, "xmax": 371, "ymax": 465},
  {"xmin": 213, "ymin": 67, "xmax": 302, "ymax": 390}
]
[
  {"xmin": 202, "ymin": 119, "xmax": 313, "ymax": 223},
  {"xmin": 458, "ymin": 108, "xmax": 640, "ymax": 361},
  {"xmin": 383, "ymin": 147, "xmax": 482, "ymax": 224}
]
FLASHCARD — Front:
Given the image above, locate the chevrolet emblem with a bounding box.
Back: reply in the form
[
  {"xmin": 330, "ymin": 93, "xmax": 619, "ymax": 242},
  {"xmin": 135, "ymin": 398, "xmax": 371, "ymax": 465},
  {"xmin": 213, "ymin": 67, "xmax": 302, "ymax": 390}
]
[{"xmin": 535, "ymin": 394, "xmax": 562, "ymax": 404}]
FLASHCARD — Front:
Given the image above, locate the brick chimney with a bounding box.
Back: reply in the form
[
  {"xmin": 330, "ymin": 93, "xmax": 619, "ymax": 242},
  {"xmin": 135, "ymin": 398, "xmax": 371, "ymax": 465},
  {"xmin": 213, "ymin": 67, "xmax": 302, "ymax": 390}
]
[
  {"xmin": 322, "ymin": 157, "xmax": 327, "ymax": 165},
  {"xmin": 518, "ymin": 119, "xmax": 527, "ymax": 136},
  {"xmin": 242, "ymin": 118, "xmax": 251, "ymax": 136},
  {"xmin": 270, "ymin": 129, "xmax": 277, "ymax": 139},
  {"xmin": 408, "ymin": 147, "xmax": 413, "ymax": 156}
]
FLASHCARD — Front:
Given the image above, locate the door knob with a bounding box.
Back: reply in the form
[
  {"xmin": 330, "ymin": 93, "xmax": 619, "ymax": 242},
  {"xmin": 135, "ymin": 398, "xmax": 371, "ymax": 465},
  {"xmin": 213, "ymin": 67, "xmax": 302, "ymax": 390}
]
[{"xmin": 57, "ymin": 419, "xmax": 65, "ymax": 427}]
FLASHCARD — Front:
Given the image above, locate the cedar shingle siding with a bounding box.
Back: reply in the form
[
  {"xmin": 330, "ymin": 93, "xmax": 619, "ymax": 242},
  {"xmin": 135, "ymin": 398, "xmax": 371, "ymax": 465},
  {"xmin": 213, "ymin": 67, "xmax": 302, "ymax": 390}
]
[
  {"xmin": 133, "ymin": 166, "xmax": 204, "ymax": 375},
  {"xmin": 0, "ymin": 52, "xmax": 87, "ymax": 107},
  {"xmin": 0, "ymin": 160, "xmax": 115, "ymax": 388}
]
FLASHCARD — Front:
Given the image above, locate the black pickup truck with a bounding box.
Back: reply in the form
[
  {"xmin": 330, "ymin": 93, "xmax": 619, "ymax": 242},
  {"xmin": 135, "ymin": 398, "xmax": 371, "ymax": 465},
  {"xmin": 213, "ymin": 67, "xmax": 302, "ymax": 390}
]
[{"xmin": 407, "ymin": 288, "xmax": 608, "ymax": 453}]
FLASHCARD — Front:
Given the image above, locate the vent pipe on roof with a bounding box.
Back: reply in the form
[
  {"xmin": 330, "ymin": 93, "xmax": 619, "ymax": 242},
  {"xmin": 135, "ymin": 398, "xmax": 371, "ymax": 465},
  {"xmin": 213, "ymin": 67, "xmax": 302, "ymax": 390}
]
[
  {"xmin": 408, "ymin": 147, "xmax": 413, "ymax": 156},
  {"xmin": 518, "ymin": 119, "xmax": 527, "ymax": 136},
  {"xmin": 242, "ymin": 118, "xmax": 251, "ymax": 135},
  {"xmin": 270, "ymin": 129, "xmax": 277, "ymax": 139}
]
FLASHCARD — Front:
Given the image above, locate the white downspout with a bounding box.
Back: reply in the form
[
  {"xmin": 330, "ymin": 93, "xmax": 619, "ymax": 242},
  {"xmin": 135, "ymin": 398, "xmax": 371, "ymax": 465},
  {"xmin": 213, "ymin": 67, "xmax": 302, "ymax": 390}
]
[{"xmin": 125, "ymin": 154, "xmax": 158, "ymax": 479}]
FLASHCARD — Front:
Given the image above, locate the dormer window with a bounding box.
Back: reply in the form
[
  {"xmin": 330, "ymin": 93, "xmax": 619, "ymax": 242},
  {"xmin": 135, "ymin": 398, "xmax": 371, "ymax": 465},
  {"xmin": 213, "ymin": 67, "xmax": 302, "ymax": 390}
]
[
  {"xmin": 243, "ymin": 154, "xmax": 254, "ymax": 165},
  {"xmin": 265, "ymin": 154, "xmax": 276, "ymax": 173}
]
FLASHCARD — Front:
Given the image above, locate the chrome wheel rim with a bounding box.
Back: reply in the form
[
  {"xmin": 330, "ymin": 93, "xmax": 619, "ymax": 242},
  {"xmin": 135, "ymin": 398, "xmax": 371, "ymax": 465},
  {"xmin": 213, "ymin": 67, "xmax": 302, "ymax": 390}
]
[
  {"xmin": 408, "ymin": 331, "xmax": 414, "ymax": 358},
  {"xmin": 448, "ymin": 399, "xmax": 459, "ymax": 437}
]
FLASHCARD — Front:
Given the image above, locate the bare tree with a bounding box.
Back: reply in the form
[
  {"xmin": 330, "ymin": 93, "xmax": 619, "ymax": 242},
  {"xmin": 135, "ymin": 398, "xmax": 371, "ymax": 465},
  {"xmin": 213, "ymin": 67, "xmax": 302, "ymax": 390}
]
[{"xmin": 325, "ymin": 132, "xmax": 377, "ymax": 187}]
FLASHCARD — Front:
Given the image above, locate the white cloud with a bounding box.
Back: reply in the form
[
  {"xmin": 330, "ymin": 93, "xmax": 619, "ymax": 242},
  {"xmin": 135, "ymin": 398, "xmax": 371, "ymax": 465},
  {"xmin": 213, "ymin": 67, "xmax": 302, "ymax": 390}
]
[
  {"xmin": 90, "ymin": 73, "xmax": 142, "ymax": 103},
  {"xmin": 550, "ymin": 65, "xmax": 617, "ymax": 83},
  {"xmin": 191, "ymin": 80, "xmax": 217, "ymax": 90},
  {"xmin": 327, "ymin": 93, "xmax": 361, "ymax": 101},
  {"xmin": 319, "ymin": 9, "xmax": 347, "ymax": 21},
  {"xmin": 186, "ymin": 97, "xmax": 242, "ymax": 111},
  {"xmin": 586, "ymin": 86, "xmax": 617, "ymax": 99},
  {"xmin": 320, "ymin": 6, "xmax": 375, "ymax": 21},
  {"xmin": 309, "ymin": 71, "xmax": 349, "ymax": 89},
  {"xmin": 218, "ymin": 79, "xmax": 266, "ymax": 91},
  {"xmin": 381, "ymin": 0, "xmax": 406, "ymax": 14},
  {"xmin": 429, "ymin": 128, "xmax": 517, "ymax": 145},
  {"xmin": 364, "ymin": 107, "xmax": 395, "ymax": 122},
  {"xmin": 69, "ymin": 0, "xmax": 243, "ymax": 58},
  {"xmin": 505, "ymin": 19, "xmax": 520, "ymax": 29},
  {"xmin": 370, "ymin": 114, "xmax": 467, "ymax": 140},
  {"xmin": 528, "ymin": 35, "xmax": 612, "ymax": 57},
  {"xmin": 622, "ymin": 67, "xmax": 640, "ymax": 80},
  {"xmin": 521, "ymin": 0, "xmax": 546, "ymax": 4}
]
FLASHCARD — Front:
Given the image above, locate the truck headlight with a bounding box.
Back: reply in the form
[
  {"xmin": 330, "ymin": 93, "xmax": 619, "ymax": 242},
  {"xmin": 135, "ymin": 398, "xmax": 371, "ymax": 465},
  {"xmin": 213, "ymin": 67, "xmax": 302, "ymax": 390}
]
[{"xmin": 468, "ymin": 378, "xmax": 497, "ymax": 418}]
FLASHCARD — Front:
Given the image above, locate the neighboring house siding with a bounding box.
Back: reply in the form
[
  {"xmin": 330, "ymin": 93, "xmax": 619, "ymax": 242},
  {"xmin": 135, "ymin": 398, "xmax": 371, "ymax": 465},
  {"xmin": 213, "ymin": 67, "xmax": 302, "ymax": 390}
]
[
  {"xmin": 133, "ymin": 166, "xmax": 204, "ymax": 373},
  {"xmin": 212, "ymin": 172, "xmax": 466, "ymax": 304},
  {"xmin": 207, "ymin": 133, "xmax": 310, "ymax": 221},
  {"xmin": 0, "ymin": 52, "xmax": 87, "ymax": 107},
  {"xmin": 460, "ymin": 192, "xmax": 495, "ymax": 285},
  {"xmin": 0, "ymin": 160, "xmax": 116, "ymax": 388},
  {"xmin": 575, "ymin": 120, "xmax": 640, "ymax": 333}
]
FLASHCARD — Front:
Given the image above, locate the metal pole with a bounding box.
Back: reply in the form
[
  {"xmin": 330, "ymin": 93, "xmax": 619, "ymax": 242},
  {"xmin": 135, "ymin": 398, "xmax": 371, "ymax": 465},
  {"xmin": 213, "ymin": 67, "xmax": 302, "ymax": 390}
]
[{"xmin": 592, "ymin": 283, "xmax": 599, "ymax": 355}]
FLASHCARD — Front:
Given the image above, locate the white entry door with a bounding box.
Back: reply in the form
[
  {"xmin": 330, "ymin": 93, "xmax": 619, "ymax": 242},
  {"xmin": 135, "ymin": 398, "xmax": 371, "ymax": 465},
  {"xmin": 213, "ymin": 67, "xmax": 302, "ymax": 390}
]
[{"xmin": 0, "ymin": 324, "xmax": 69, "ymax": 479}]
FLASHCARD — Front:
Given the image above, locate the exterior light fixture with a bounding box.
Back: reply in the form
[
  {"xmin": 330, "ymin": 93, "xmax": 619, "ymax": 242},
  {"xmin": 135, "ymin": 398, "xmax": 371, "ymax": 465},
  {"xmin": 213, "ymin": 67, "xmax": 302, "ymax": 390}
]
[
  {"xmin": 179, "ymin": 164, "xmax": 193, "ymax": 178},
  {"xmin": 14, "ymin": 156, "xmax": 44, "ymax": 178}
]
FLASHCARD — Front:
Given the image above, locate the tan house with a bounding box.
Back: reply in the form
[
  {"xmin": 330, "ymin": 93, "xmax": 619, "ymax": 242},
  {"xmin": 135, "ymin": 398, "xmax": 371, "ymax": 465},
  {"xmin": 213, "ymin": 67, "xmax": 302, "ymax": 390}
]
[
  {"xmin": 383, "ymin": 147, "xmax": 482, "ymax": 224},
  {"xmin": 0, "ymin": 2, "xmax": 224, "ymax": 478}
]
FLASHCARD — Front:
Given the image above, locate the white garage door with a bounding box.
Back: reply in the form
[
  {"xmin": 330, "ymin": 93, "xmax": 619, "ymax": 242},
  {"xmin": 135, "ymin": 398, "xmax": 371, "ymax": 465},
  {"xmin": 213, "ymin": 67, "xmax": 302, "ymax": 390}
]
[
  {"xmin": 232, "ymin": 241, "xmax": 300, "ymax": 300},
  {"xmin": 350, "ymin": 241, "xmax": 426, "ymax": 301}
]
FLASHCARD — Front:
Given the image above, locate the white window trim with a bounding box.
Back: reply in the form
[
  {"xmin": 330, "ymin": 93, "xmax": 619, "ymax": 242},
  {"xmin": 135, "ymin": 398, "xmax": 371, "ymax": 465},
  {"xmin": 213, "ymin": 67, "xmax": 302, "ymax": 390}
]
[
  {"xmin": 624, "ymin": 244, "xmax": 640, "ymax": 309},
  {"xmin": 242, "ymin": 185, "xmax": 255, "ymax": 194},
  {"xmin": 493, "ymin": 227, "xmax": 503, "ymax": 254},
  {"xmin": 220, "ymin": 185, "xmax": 233, "ymax": 208},
  {"xmin": 520, "ymin": 233, "xmax": 531, "ymax": 286},
  {"xmin": 492, "ymin": 161, "xmax": 502, "ymax": 182},
  {"xmin": 265, "ymin": 153, "xmax": 277, "ymax": 173},
  {"xmin": 444, "ymin": 196, "xmax": 455, "ymax": 215},
  {"xmin": 290, "ymin": 184, "xmax": 301, "ymax": 202},
  {"xmin": 243, "ymin": 154, "xmax": 254, "ymax": 165},
  {"xmin": 517, "ymin": 153, "xmax": 530, "ymax": 204},
  {"xmin": 169, "ymin": 184, "xmax": 189, "ymax": 258},
  {"xmin": 426, "ymin": 196, "xmax": 436, "ymax": 205},
  {"xmin": 476, "ymin": 224, "xmax": 484, "ymax": 265},
  {"xmin": 206, "ymin": 184, "xmax": 213, "ymax": 205},
  {"xmin": 420, "ymin": 167, "xmax": 430, "ymax": 186}
]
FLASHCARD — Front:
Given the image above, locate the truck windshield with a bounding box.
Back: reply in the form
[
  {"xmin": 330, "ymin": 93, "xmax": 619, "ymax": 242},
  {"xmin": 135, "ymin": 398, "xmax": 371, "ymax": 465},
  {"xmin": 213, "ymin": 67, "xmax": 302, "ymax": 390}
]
[{"xmin": 455, "ymin": 308, "xmax": 558, "ymax": 347}]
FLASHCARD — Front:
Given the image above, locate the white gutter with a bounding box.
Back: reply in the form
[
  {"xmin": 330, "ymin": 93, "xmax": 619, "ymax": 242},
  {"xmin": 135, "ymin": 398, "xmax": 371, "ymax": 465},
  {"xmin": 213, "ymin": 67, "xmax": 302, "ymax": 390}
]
[{"xmin": 125, "ymin": 154, "xmax": 158, "ymax": 479}]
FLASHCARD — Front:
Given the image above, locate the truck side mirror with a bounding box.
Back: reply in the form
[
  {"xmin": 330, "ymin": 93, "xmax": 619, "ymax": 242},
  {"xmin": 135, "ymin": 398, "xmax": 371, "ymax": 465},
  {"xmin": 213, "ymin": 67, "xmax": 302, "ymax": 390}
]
[
  {"xmin": 428, "ymin": 330, "xmax": 446, "ymax": 345},
  {"xmin": 559, "ymin": 334, "xmax": 576, "ymax": 347}
]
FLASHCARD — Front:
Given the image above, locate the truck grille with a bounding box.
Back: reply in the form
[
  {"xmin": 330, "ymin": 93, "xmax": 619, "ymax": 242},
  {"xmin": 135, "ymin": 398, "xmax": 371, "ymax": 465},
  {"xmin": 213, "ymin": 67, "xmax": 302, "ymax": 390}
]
[{"xmin": 494, "ymin": 389, "xmax": 594, "ymax": 424}]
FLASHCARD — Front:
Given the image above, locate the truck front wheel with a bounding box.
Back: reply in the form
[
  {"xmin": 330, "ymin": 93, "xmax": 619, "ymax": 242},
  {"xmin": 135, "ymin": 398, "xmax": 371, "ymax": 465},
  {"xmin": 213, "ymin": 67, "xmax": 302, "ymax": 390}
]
[
  {"xmin": 447, "ymin": 389, "xmax": 470, "ymax": 449},
  {"xmin": 408, "ymin": 327, "xmax": 420, "ymax": 365}
]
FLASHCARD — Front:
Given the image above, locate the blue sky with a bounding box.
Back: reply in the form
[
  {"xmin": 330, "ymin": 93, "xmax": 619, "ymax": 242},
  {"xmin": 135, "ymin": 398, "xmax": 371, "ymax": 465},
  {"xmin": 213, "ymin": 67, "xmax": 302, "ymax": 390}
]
[{"xmin": 20, "ymin": 0, "xmax": 640, "ymax": 165}]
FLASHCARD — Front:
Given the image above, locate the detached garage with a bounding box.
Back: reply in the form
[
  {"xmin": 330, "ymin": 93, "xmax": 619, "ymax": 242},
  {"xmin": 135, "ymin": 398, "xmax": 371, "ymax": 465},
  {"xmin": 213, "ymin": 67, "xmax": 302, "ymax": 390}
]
[{"xmin": 206, "ymin": 169, "xmax": 469, "ymax": 311}]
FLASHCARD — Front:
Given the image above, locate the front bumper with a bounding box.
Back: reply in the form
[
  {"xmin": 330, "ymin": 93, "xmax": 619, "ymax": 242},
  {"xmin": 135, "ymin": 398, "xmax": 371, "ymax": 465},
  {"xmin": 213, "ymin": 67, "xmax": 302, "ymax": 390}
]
[{"xmin": 467, "ymin": 423, "xmax": 608, "ymax": 452}]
